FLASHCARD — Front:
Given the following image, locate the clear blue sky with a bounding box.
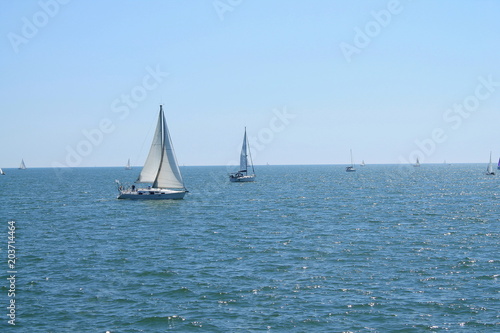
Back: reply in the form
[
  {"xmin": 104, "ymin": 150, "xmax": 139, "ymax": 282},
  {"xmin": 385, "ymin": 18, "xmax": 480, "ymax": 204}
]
[{"xmin": 1, "ymin": 0, "xmax": 500, "ymax": 167}]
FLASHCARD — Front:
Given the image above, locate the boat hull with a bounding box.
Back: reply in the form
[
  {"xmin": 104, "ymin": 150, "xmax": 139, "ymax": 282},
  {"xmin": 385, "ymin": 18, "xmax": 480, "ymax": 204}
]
[
  {"xmin": 118, "ymin": 188, "xmax": 186, "ymax": 200},
  {"xmin": 229, "ymin": 175, "xmax": 255, "ymax": 182}
]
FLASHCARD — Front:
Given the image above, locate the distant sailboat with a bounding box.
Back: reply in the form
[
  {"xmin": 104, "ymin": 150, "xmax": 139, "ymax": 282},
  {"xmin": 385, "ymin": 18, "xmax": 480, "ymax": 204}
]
[
  {"xmin": 116, "ymin": 105, "xmax": 188, "ymax": 199},
  {"xmin": 18, "ymin": 159, "xmax": 26, "ymax": 170},
  {"xmin": 497, "ymin": 157, "xmax": 500, "ymax": 170},
  {"xmin": 125, "ymin": 158, "xmax": 132, "ymax": 170},
  {"xmin": 229, "ymin": 127, "xmax": 256, "ymax": 182},
  {"xmin": 414, "ymin": 158, "xmax": 420, "ymax": 167},
  {"xmin": 0, "ymin": 168, "xmax": 5, "ymax": 175},
  {"xmin": 346, "ymin": 149, "xmax": 356, "ymax": 172},
  {"xmin": 486, "ymin": 152, "xmax": 495, "ymax": 175},
  {"xmin": 360, "ymin": 160, "xmax": 365, "ymax": 167}
]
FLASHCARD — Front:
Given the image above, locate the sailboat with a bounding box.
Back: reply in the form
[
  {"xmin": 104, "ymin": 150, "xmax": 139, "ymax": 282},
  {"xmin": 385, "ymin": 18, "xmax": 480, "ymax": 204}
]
[
  {"xmin": 125, "ymin": 158, "xmax": 132, "ymax": 170},
  {"xmin": 486, "ymin": 151, "xmax": 495, "ymax": 175},
  {"xmin": 414, "ymin": 158, "xmax": 420, "ymax": 167},
  {"xmin": 497, "ymin": 158, "xmax": 500, "ymax": 170},
  {"xmin": 0, "ymin": 168, "xmax": 5, "ymax": 175},
  {"xmin": 346, "ymin": 149, "xmax": 356, "ymax": 172},
  {"xmin": 229, "ymin": 127, "xmax": 255, "ymax": 182},
  {"xmin": 360, "ymin": 160, "xmax": 365, "ymax": 167},
  {"xmin": 116, "ymin": 105, "xmax": 188, "ymax": 199},
  {"xmin": 18, "ymin": 159, "xmax": 26, "ymax": 170}
]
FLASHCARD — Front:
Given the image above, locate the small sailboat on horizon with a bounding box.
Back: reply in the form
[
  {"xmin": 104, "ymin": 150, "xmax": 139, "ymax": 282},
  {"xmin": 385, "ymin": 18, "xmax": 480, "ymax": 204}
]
[
  {"xmin": 18, "ymin": 159, "xmax": 26, "ymax": 170},
  {"xmin": 229, "ymin": 127, "xmax": 256, "ymax": 182},
  {"xmin": 497, "ymin": 157, "xmax": 500, "ymax": 170},
  {"xmin": 0, "ymin": 168, "xmax": 5, "ymax": 175},
  {"xmin": 486, "ymin": 151, "xmax": 495, "ymax": 175},
  {"xmin": 125, "ymin": 158, "xmax": 132, "ymax": 170},
  {"xmin": 414, "ymin": 158, "xmax": 420, "ymax": 167},
  {"xmin": 116, "ymin": 105, "xmax": 188, "ymax": 199},
  {"xmin": 346, "ymin": 149, "xmax": 356, "ymax": 172}
]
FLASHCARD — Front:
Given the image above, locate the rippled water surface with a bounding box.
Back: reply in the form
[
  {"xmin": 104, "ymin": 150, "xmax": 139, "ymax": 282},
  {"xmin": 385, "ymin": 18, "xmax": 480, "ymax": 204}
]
[{"xmin": 2, "ymin": 164, "xmax": 499, "ymax": 332}]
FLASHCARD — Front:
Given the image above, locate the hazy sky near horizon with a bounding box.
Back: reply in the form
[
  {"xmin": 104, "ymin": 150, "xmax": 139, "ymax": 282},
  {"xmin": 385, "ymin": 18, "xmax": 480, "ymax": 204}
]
[{"xmin": 1, "ymin": 0, "xmax": 500, "ymax": 168}]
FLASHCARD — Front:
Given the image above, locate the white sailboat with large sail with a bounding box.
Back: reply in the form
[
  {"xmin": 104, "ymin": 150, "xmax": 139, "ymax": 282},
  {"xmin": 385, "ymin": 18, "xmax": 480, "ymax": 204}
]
[
  {"xmin": 346, "ymin": 149, "xmax": 356, "ymax": 172},
  {"xmin": 0, "ymin": 168, "xmax": 5, "ymax": 175},
  {"xmin": 18, "ymin": 159, "xmax": 26, "ymax": 170},
  {"xmin": 486, "ymin": 151, "xmax": 495, "ymax": 175},
  {"xmin": 116, "ymin": 105, "xmax": 187, "ymax": 199},
  {"xmin": 229, "ymin": 127, "xmax": 255, "ymax": 182},
  {"xmin": 125, "ymin": 158, "xmax": 132, "ymax": 170}
]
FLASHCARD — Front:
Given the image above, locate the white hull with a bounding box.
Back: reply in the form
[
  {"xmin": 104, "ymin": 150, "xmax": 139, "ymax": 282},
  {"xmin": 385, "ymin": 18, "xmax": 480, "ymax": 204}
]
[
  {"xmin": 229, "ymin": 174, "xmax": 255, "ymax": 182},
  {"xmin": 118, "ymin": 188, "xmax": 186, "ymax": 200}
]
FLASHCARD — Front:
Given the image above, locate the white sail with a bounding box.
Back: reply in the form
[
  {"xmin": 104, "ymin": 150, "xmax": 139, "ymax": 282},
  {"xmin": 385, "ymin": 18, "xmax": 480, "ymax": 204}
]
[
  {"xmin": 19, "ymin": 159, "xmax": 26, "ymax": 170},
  {"xmin": 125, "ymin": 158, "xmax": 131, "ymax": 170},
  {"xmin": 137, "ymin": 112, "xmax": 164, "ymax": 183},
  {"xmin": 152, "ymin": 110, "xmax": 184, "ymax": 189},
  {"xmin": 239, "ymin": 129, "xmax": 248, "ymax": 173},
  {"xmin": 487, "ymin": 152, "xmax": 494, "ymax": 174},
  {"xmin": 0, "ymin": 168, "xmax": 4, "ymax": 175},
  {"xmin": 137, "ymin": 106, "xmax": 184, "ymax": 189}
]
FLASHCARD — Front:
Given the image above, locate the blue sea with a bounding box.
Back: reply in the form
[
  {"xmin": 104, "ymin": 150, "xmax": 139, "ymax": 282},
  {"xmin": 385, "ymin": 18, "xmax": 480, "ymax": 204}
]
[{"xmin": 1, "ymin": 164, "xmax": 499, "ymax": 332}]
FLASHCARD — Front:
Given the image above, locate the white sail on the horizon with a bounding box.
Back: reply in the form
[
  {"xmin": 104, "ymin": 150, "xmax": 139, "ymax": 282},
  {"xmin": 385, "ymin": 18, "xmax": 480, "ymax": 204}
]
[
  {"xmin": 19, "ymin": 159, "xmax": 26, "ymax": 170},
  {"xmin": 137, "ymin": 106, "xmax": 184, "ymax": 189},
  {"xmin": 487, "ymin": 152, "xmax": 494, "ymax": 174}
]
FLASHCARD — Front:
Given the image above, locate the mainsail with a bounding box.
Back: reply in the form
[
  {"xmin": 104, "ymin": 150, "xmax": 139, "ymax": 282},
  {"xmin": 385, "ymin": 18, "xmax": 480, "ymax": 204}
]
[
  {"xmin": 487, "ymin": 152, "xmax": 494, "ymax": 174},
  {"xmin": 19, "ymin": 159, "xmax": 26, "ymax": 170},
  {"xmin": 137, "ymin": 106, "xmax": 185, "ymax": 189},
  {"xmin": 239, "ymin": 129, "xmax": 248, "ymax": 173}
]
